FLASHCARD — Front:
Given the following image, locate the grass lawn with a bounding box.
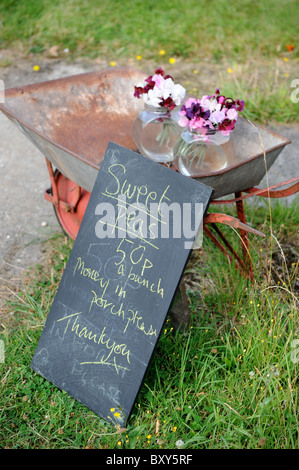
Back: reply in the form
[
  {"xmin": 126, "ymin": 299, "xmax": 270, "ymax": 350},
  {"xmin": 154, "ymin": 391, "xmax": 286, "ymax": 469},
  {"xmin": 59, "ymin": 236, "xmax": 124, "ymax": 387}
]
[
  {"xmin": 0, "ymin": 0, "xmax": 298, "ymax": 450},
  {"xmin": 0, "ymin": 199, "xmax": 298, "ymax": 449},
  {"xmin": 0, "ymin": 0, "xmax": 298, "ymax": 62}
]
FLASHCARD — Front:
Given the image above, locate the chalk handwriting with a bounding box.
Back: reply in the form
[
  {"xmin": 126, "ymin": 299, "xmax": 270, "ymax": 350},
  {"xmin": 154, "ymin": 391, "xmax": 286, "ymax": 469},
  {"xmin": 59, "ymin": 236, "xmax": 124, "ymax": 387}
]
[
  {"xmin": 56, "ymin": 312, "xmax": 131, "ymax": 373},
  {"xmin": 89, "ymin": 288, "xmax": 125, "ymax": 319},
  {"xmin": 103, "ymin": 163, "xmax": 171, "ymax": 216},
  {"xmin": 123, "ymin": 309, "xmax": 157, "ymax": 337},
  {"xmin": 126, "ymin": 266, "xmax": 164, "ymax": 298},
  {"xmin": 73, "ymin": 256, "xmax": 103, "ymax": 282}
]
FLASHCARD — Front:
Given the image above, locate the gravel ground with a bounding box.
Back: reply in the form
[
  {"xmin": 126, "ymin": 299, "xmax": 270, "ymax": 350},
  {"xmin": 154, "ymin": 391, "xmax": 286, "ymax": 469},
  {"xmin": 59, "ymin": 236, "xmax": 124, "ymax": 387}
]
[{"xmin": 0, "ymin": 58, "xmax": 298, "ymax": 309}]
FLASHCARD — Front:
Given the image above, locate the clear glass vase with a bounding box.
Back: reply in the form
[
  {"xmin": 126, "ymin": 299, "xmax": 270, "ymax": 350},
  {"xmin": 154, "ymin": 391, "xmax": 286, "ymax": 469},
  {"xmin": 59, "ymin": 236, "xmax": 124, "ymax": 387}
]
[
  {"xmin": 132, "ymin": 104, "xmax": 181, "ymax": 163},
  {"xmin": 173, "ymin": 128, "xmax": 230, "ymax": 176}
]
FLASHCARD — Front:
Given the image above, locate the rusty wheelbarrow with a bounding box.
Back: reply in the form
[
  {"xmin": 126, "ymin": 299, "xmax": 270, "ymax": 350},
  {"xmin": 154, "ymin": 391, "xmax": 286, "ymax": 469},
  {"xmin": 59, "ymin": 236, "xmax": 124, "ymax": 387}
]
[{"xmin": 0, "ymin": 66, "xmax": 297, "ymax": 280}]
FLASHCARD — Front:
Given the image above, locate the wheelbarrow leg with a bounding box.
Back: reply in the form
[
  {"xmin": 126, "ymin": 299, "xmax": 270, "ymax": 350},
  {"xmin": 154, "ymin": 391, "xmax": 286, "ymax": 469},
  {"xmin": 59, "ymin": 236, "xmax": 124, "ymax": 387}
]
[
  {"xmin": 44, "ymin": 158, "xmax": 59, "ymax": 207},
  {"xmin": 44, "ymin": 158, "xmax": 82, "ymax": 211},
  {"xmin": 44, "ymin": 158, "xmax": 90, "ymax": 239},
  {"xmin": 169, "ymin": 280, "xmax": 191, "ymax": 331},
  {"xmin": 203, "ymin": 222, "xmax": 247, "ymax": 272}
]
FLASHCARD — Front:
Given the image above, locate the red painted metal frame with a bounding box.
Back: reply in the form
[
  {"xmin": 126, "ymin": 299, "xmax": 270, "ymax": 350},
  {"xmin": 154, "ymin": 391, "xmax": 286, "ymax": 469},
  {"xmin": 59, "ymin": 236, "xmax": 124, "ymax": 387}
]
[
  {"xmin": 206, "ymin": 177, "xmax": 299, "ymax": 279},
  {"xmin": 210, "ymin": 177, "xmax": 299, "ymax": 203},
  {"xmin": 44, "ymin": 159, "xmax": 90, "ymax": 239}
]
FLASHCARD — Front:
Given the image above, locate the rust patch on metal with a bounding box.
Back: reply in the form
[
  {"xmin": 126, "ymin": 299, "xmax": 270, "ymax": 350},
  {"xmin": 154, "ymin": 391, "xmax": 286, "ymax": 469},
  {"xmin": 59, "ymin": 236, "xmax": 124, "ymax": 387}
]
[{"xmin": 1, "ymin": 67, "xmax": 146, "ymax": 165}]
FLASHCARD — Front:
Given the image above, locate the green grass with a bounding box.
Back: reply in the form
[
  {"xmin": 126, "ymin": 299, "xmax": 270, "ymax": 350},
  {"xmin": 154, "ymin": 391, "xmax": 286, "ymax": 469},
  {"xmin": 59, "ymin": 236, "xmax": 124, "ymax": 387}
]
[
  {"xmin": 217, "ymin": 77, "xmax": 299, "ymax": 124},
  {"xmin": 0, "ymin": 0, "xmax": 298, "ymax": 61},
  {"xmin": 0, "ymin": 199, "xmax": 298, "ymax": 449}
]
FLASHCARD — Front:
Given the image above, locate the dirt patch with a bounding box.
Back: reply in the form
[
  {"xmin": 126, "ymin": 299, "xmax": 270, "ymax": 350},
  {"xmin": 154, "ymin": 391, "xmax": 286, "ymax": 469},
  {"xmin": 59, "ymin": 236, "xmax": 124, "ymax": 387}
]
[
  {"xmin": 271, "ymin": 241, "xmax": 299, "ymax": 293},
  {"xmin": 1, "ymin": 47, "xmax": 299, "ymax": 95}
]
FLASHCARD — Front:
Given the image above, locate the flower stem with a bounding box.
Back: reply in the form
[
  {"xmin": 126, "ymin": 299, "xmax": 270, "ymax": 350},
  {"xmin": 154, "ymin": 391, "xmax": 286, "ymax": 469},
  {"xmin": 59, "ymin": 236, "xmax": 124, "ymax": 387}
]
[
  {"xmin": 175, "ymin": 137, "xmax": 207, "ymax": 170},
  {"xmin": 156, "ymin": 120, "xmax": 178, "ymax": 148}
]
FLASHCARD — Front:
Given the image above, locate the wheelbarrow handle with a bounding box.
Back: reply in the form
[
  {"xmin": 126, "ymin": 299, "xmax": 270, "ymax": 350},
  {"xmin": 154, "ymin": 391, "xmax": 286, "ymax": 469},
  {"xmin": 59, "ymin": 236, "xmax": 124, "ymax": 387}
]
[
  {"xmin": 204, "ymin": 213, "xmax": 266, "ymax": 237},
  {"xmin": 211, "ymin": 177, "xmax": 299, "ymax": 204}
]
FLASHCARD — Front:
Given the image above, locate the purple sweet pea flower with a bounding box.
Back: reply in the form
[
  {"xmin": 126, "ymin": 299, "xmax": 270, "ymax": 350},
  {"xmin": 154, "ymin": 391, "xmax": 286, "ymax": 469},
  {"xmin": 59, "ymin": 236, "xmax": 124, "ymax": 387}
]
[{"xmin": 235, "ymin": 99, "xmax": 245, "ymax": 112}]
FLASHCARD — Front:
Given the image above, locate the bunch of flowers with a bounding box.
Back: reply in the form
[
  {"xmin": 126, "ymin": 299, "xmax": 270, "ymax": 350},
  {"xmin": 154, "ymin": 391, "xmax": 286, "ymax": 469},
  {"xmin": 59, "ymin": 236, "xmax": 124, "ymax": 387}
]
[
  {"xmin": 134, "ymin": 67, "xmax": 186, "ymax": 110},
  {"xmin": 178, "ymin": 89, "xmax": 245, "ymax": 137}
]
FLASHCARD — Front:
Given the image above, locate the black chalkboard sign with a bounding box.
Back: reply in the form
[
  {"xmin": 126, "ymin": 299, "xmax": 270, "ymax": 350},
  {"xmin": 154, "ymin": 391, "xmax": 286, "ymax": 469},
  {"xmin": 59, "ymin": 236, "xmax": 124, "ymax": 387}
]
[{"xmin": 31, "ymin": 142, "xmax": 213, "ymax": 426}]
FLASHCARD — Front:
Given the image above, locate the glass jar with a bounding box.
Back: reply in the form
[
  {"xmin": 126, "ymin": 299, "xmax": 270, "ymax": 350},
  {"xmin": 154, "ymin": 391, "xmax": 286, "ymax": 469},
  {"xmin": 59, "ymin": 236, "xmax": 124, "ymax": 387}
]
[
  {"xmin": 173, "ymin": 128, "xmax": 230, "ymax": 176},
  {"xmin": 132, "ymin": 104, "xmax": 181, "ymax": 163}
]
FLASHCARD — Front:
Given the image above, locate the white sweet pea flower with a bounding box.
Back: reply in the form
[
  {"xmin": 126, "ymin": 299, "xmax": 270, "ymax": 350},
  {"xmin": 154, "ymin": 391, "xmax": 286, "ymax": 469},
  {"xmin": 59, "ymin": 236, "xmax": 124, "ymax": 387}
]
[
  {"xmin": 172, "ymin": 83, "xmax": 186, "ymax": 105},
  {"xmin": 160, "ymin": 78, "xmax": 186, "ymax": 106},
  {"xmin": 210, "ymin": 98, "xmax": 222, "ymax": 112},
  {"xmin": 200, "ymin": 96, "xmax": 212, "ymax": 111},
  {"xmin": 135, "ymin": 69, "xmax": 186, "ymax": 109},
  {"xmin": 200, "ymin": 95, "xmax": 210, "ymax": 105},
  {"xmin": 161, "ymin": 77, "xmax": 174, "ymax": 99},
  {"xmin": 143, "ymin": 87, "xmax": 162, "ymax": 107},
  {"xmin": 136, "ymin": 80, "xmax": 146, "ymax": 89}
]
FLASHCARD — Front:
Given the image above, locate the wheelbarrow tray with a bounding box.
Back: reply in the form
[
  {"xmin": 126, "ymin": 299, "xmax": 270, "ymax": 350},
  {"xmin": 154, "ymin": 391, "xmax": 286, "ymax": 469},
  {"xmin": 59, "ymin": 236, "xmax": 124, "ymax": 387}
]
[{"xmin": 0, "ymin": 66, "xmax": 291, "ymax": 199}]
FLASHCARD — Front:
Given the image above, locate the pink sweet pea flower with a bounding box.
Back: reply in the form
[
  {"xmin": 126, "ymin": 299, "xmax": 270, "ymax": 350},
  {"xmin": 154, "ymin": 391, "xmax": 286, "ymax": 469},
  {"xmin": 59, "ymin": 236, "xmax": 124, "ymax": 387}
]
[
  {"xmin": 152, "ymin": 73, "xmax": 165, "ymax": 89},
  {"xmin": 178, "ymin": 114, "xmax": 189, "ymax": 128},
  {"xmin": 209, "ymin": 109, "xmax": 225, "ymax": 124},
  {"xmin": 184, "ymin": 97, "xmax": 198, "ymax": 108},
  {"xmin": 190, "ymin": 116, "xmax": 205, "ymax": 131},
  {"xmin": 226, "ymin": 108, "xmax": 238, "ymax": 121}
]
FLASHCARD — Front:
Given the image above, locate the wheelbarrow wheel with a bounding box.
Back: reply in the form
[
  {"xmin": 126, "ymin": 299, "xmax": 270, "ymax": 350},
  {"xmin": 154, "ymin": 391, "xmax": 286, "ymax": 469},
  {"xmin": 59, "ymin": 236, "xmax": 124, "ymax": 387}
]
[{"xmin": 50, "ymin": 170, "xmax": 90, "ymax": 240}]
